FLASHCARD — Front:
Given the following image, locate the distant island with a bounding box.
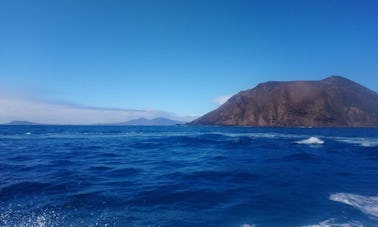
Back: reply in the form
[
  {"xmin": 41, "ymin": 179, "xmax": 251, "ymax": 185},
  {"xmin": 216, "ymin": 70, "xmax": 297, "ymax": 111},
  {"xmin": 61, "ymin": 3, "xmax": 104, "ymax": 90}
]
[
  {"xmin": 190, "ymin": 76, "xmax": 378, "ymax": 127},
  {"xmin": 3, "ymin": 121, "xmax": 42, "ymax": 125},
  {"xmin": 2, "ymin": 118, "xmax": 184, "ymax": 126},
  {"xmin": 106, "ymin": 117, "xmax": 184, "ymax": 126}
]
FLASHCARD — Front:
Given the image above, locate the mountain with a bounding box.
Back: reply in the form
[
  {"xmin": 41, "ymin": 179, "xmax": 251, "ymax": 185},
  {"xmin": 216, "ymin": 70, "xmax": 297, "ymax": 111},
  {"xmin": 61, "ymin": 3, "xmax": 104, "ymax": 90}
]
[
  {"xmin": 4, "ymin": 121, "xmax": 42, "ymax": 125},
  {"xmin": 110, "ymin": 117, "xmax": 184, "ymax": 126},
  {"xmin": 190, "ymin": 76, "xmax": 378, "ymax": 127}
]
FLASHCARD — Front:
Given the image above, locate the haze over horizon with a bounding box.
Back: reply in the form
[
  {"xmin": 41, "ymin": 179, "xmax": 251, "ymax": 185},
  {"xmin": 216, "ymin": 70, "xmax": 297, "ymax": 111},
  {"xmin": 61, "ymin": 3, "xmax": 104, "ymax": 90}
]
[{"xmin": 1, "ymin": 0, "xmax": 378, "ymax": 124}]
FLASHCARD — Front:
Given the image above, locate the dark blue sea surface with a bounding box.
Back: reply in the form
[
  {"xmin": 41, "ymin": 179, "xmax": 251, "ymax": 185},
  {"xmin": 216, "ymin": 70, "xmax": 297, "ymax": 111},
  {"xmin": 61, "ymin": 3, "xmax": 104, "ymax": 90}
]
[{"xmin": 0, "ymin": 126, "xmax": 378, "ymax": 226}]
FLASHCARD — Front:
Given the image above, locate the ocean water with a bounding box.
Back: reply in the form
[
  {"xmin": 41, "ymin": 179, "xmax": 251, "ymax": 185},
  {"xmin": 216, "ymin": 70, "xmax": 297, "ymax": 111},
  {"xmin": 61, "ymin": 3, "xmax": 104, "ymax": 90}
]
[{"xmin": 0, "ymin": 126, "xmax": 378, "ymax": 227}]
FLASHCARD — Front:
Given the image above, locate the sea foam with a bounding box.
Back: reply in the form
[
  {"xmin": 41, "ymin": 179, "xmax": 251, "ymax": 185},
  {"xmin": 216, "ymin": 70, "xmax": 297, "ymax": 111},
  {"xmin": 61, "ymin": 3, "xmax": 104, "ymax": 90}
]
[
  {"xmin": 302, "ymin": 218, "xmax": 363, "ymax": 227},
  {"xmin": 335, "ymin": 138, "xmax": 378, "ymax": 147},
  {"xmin": 295, "ymin": 137, "xmax": 324, "ymax": 145},
  {"xmin": 330, "ymin": 193, "xmax": 378, "ymax": 218},
  {"xmin": 241, "ymin": 224, "xmax": 256, "ymax": 227}
]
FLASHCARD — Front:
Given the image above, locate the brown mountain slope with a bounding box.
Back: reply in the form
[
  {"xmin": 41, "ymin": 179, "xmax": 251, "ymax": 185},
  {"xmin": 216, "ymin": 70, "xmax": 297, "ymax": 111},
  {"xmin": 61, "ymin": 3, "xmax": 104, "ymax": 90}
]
[{"xmin": 190, "ymin": 76, "xmax": 378, "ymax": 127}]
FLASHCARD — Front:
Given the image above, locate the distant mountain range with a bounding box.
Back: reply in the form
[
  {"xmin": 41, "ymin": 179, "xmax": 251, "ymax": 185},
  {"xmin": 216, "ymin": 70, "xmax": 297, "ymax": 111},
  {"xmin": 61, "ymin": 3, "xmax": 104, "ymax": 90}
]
[
  {"xmin": 2, "ymin": 118, "xmax": 184, "ymax": 126},
  {"xmin": 106, "ymin": 117, "xmax": 184, "ymax": 126},
  {"xmin": 190, "ymin": 76, "xmax": 378, "ymax": 127}
]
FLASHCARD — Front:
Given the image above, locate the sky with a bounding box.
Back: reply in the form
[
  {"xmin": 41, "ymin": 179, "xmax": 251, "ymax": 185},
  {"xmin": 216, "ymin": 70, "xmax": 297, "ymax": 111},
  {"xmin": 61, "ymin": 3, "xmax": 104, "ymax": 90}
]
[{"xmin": 0, "ymin": 0, "xmax": 378, "ymax": 124}]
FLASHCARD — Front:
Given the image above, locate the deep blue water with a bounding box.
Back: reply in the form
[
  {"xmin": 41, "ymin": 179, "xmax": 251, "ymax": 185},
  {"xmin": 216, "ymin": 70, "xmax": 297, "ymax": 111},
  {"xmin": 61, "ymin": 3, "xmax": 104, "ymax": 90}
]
[{"xmin": 0, "ymin": 126, "xmax": 378, "ymax": 227}]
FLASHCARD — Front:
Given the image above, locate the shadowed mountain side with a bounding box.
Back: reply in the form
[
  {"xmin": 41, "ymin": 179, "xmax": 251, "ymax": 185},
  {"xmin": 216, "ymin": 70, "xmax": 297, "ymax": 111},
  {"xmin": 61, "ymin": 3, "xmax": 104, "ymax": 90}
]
[{"xmin": 190, "ymin": 76, "xmax": 378, "ymax": 127}]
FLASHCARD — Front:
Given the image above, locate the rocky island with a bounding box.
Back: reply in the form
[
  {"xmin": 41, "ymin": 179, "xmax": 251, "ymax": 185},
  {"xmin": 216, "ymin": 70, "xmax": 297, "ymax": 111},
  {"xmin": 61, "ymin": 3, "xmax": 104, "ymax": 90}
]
[{"xmin": 191, "ymin": 76, "xmax": 378, "ymax": 127}]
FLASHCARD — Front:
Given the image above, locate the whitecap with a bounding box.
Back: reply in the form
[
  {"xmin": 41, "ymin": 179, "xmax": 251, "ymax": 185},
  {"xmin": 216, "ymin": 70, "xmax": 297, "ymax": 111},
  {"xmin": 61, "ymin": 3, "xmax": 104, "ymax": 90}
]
[
  {"xmin": 25, "ymin": 132, "xmax": 32, "ymax": 135},
  {"xmin": 361, "ymin": 141, "xmax": 378, "ymax": 147},
  {"xmin": 333, "ymin": 137, "xmax": 378, "ymax": 148},
  {"xmin": 241, "ymin": 224, "xmax": 256, "ymax": 227},
  {"xmin": 295, "ymin": 137, "xmax": 324, "ymax": 145},
  {"xmin": 330, "ymin": 193, "xmax": 378, "ymax": 218},
  {"xmin": 302, "ymin": 218, "xmax": 363, "ymax": 227},
  {"xmin": 206, "ymin": 132, "xmax": 303, "ymax": 140}
]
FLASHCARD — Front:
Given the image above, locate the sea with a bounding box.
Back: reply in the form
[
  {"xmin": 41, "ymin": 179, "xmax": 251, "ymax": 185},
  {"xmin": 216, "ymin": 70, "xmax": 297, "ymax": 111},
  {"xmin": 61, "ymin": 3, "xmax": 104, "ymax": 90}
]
[{"xmin": 0, "ymin": 126, "xmax": 377, "ymax": 227}]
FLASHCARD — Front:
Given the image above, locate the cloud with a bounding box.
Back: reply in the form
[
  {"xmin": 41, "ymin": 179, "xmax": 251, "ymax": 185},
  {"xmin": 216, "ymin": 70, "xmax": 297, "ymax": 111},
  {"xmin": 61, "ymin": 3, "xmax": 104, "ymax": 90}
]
[
  {"xmin": 212, "ymin": 95, "xmax": 232, "ymax": 106},
  {"xmin": 0, "ymin": 92, "xmax": 195, "ymax": 124}
]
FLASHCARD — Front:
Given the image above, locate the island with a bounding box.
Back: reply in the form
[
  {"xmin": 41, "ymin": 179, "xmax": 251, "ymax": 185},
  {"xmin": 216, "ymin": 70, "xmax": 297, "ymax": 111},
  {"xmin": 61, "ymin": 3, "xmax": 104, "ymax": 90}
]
[{"xmin": 190, "ymin": 76, "xmax": 378, "ymax": 127}]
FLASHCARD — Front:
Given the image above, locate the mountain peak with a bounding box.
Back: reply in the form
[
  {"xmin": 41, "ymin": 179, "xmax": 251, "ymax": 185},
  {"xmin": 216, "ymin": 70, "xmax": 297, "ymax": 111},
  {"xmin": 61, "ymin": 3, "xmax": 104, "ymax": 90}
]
[
  {"xmin": 323, "ymin": 75, "xmax": 348, "ymax": 80},
  {"xmin": 321, "ymin": 75, "xmax": 355, "ymax": 84}
]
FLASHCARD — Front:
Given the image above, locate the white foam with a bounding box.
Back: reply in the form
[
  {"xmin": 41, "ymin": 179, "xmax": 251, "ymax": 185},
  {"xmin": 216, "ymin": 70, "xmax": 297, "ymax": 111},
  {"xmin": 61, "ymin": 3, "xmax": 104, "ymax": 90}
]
[
  {"xmin": 203, "ymin": 132, "xmax": 304, "ymax": 140},
  {"xmin": 295, "ymin": 137, "xmax": 324, "ymax": 145},
  {"xmin": 0, "ymin": 211, "xmax": 48, "ymax": 227},
  {"xmin": 330, "ymin": 193, "xmax": 378, "ymax": 218},
  {"xmin": 333, "ymin": 137, "xmax": 378, "ymax": 148},
  {"xmin": 302, "ymin": 218, "xmax": 363, "ymax": 227},
  {"xmin": 361, "ymin": 141, "xmax": 377, "ymax": 147},
  {"xmin": 241, "ymin": 224, "xmax": 256, "ymax": 227}
]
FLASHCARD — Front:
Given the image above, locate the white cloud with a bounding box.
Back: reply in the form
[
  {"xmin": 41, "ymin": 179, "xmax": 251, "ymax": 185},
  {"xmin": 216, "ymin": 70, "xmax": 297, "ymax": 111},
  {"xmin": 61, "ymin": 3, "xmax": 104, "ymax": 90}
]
[
  {"xmin": 212, "ymin": 95, "xmax": 232, "ymax": 106},
  {"xmin": 0, "ymin": 92, "xmax": 194, "ymax": 124}
]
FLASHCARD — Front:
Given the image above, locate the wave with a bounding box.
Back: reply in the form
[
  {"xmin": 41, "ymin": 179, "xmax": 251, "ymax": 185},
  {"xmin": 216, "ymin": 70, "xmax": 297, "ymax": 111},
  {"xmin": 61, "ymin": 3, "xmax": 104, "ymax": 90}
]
[
  {"xmin": 302, "ymin": 218, "xmax": 363, "ymax": 227},
  {"xmin": 330, "ymin": 193, "xmax": 378, "ymax": 218},
  {"xmin": 212, "ymin": 132, "xmax": 304, "ymax": 140},
  {"xmin": 0, "ymin": 129, "xmax": 322, "ymax": 145},
  {"xmin": 0, "ymin": 208, "xmax": 51, "ymax": 227},
  {"xmin": 283, "ymin": 152, "xmax": 320, "ymax": 161},
  {"xmin": 295, "ymin": 137, "xmax": 324, "ymax": 145},
  {"xmin": 0, "ymin": 131, "xmax": 151, "ymax": 140},
  {"xmin": 333, "ymin": 137, "xmax": 378, "ymax": 147},
  {"xmin": 0, "ymin": 182, "xmax": 54, "ymax": 198},
  {"xmin": 0, "ymin": 205, "xmax": 116, "ymax": 227}
]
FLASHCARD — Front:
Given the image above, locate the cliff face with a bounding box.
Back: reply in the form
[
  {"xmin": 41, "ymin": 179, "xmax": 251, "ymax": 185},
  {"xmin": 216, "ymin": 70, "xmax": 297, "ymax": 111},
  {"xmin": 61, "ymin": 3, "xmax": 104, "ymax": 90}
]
[{"xmin": 191, "ymin": 76, "xmax": 378, "ymax": 127}]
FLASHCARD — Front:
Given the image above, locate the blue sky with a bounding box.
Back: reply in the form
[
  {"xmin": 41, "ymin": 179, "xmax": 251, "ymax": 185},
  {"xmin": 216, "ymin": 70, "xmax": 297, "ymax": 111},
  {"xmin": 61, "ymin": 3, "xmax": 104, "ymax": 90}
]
[{"xmin": 0, "ymin": 0, "xmax": 378, "ymax": 123}]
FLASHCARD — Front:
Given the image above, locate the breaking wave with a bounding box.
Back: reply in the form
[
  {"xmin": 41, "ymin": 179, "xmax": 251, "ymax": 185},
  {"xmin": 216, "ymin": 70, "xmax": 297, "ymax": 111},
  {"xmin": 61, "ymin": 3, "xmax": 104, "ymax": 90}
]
[
  {"xmin": 302, "ymin": 218, "xmax": 363, "ymax": 227},
  {"xmin": 295, "ymin": 137, "xmax": 324, "ymax": 145},
  {"xmin": 334, "ymin": 137, "xmax": 378, "ymax": 147},
  {"xmin": 330, "ymin": 193, "xmax": 378, "ymax": 218}
]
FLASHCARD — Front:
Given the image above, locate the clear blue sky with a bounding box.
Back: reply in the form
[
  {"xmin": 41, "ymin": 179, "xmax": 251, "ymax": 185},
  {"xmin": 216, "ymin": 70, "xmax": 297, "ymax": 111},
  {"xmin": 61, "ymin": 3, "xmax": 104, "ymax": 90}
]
[{"xmin": 1, "ymin": 0, "xmax": 378, "ymax": 119}]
